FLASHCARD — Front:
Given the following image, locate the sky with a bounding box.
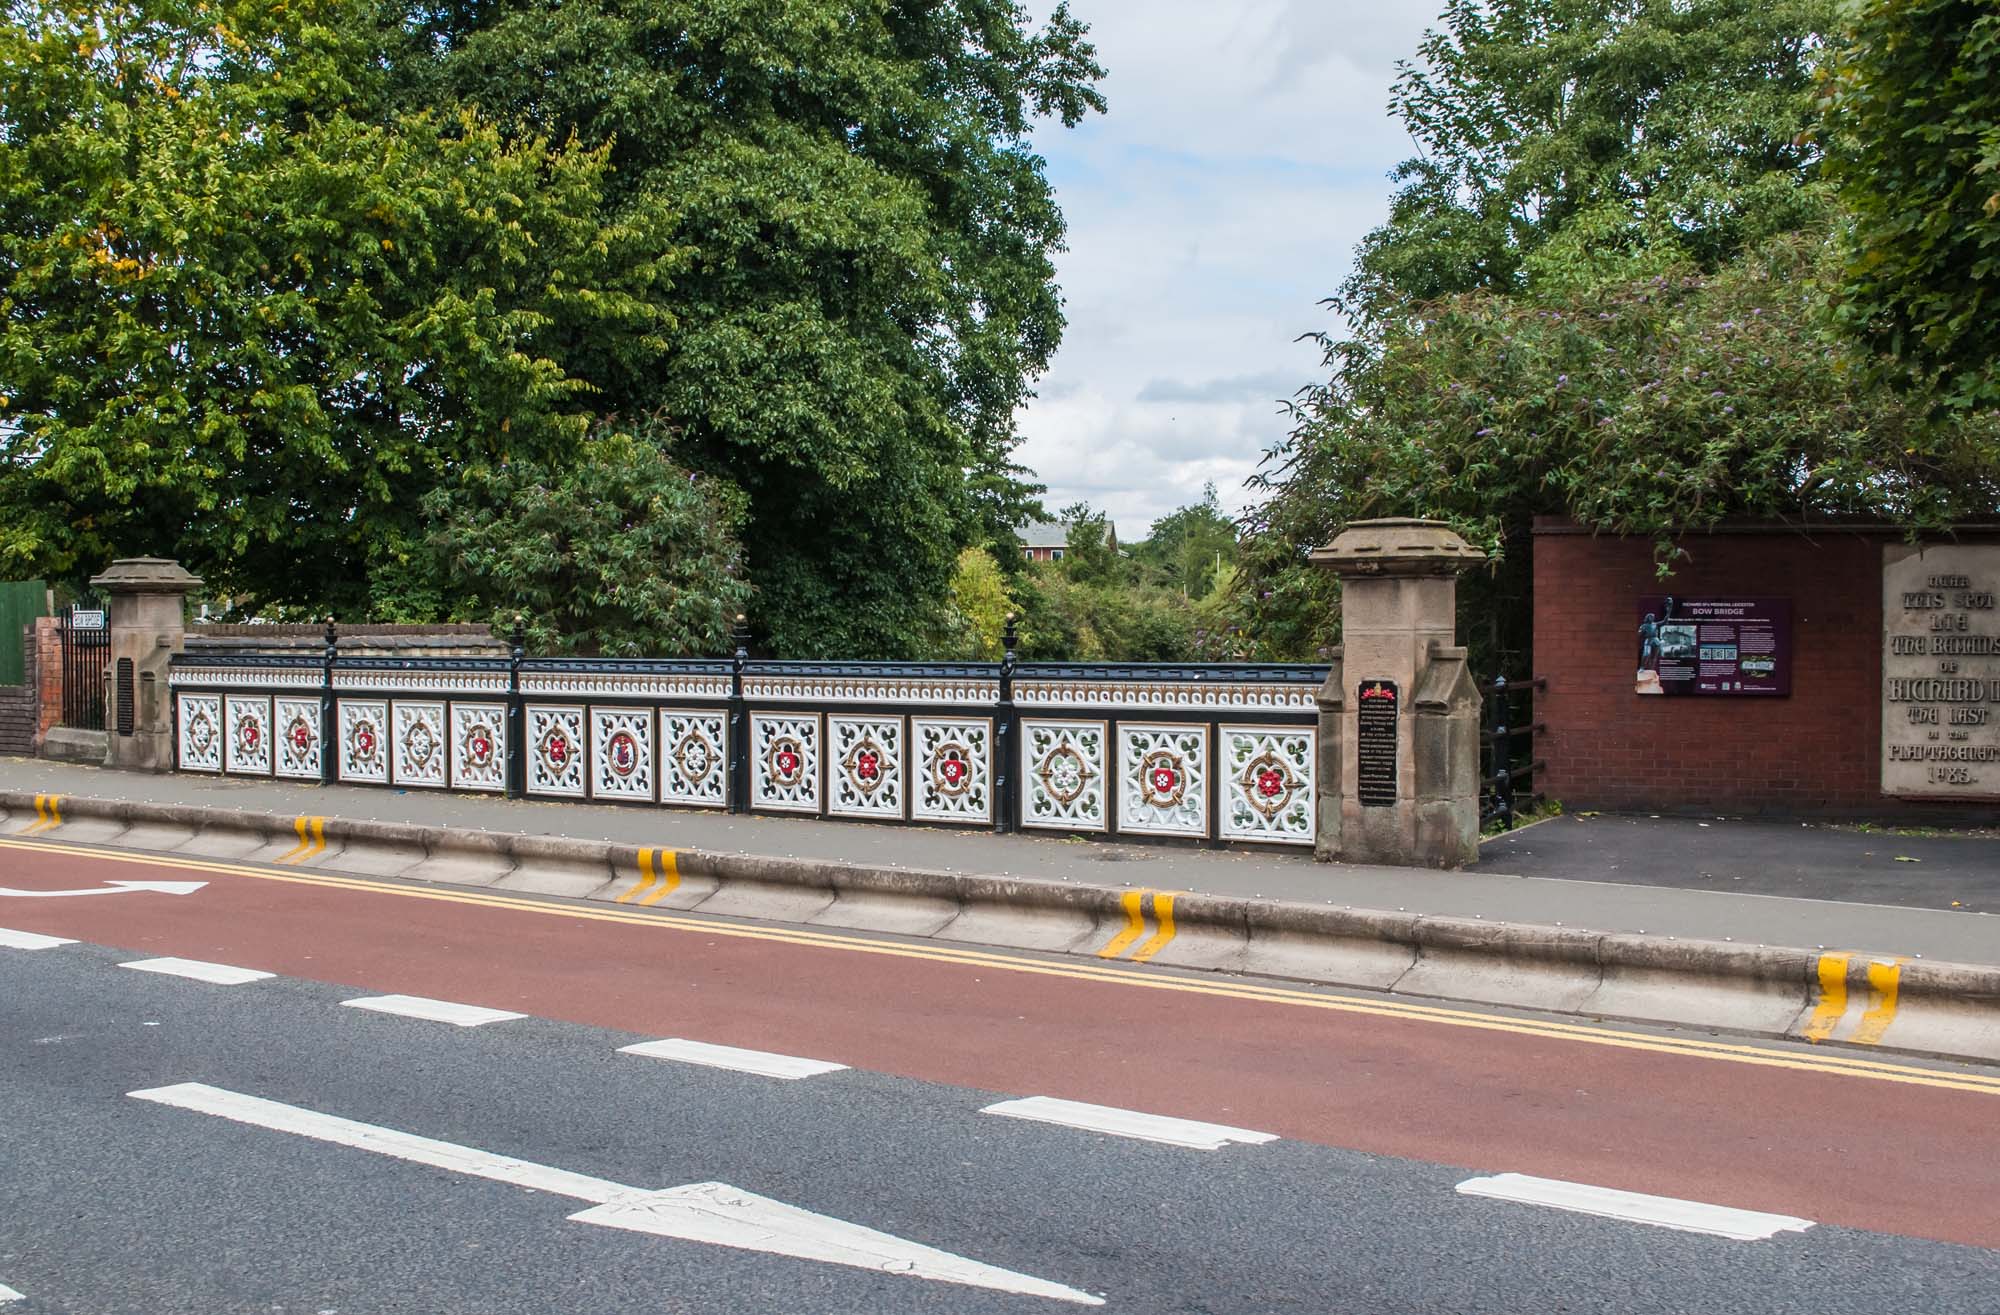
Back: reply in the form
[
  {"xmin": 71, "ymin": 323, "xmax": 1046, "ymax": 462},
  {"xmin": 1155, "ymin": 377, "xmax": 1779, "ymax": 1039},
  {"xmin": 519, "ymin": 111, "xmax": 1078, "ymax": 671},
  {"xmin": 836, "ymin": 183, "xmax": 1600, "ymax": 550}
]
[{"xmin": 1014, "ymin": 0, "xmax": 1440, "ymax": 541}]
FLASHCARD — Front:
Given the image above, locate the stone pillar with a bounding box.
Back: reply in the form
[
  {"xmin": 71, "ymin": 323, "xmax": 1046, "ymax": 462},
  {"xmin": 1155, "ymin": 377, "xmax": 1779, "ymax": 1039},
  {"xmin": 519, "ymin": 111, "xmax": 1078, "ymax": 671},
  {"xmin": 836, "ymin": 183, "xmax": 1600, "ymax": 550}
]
[
  {"xmin": 90, "ymin": 558, "xmax": 203, "ymax": 772},
  {"xmin": 1311, "ymin": 519, "xmax": 1486, "ymax": 869}
]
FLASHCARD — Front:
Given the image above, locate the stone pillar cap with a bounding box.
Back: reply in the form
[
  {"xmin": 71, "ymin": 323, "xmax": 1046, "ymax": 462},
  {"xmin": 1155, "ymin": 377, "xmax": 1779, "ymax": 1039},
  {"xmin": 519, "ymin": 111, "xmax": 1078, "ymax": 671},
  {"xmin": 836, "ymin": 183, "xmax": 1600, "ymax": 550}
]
[
  {"xmin": 88, "ymin": 557, "xmax": 205, "ymax": 593},
  {"xmin": 1310, "ymin": 518, "xmax": 1486, "ymax": 576}
]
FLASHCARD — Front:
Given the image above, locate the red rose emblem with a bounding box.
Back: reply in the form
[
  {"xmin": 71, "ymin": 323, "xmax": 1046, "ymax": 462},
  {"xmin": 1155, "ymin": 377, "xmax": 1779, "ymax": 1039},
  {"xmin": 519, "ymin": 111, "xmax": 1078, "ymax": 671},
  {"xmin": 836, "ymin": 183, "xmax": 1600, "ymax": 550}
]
[
  {"xmin": 941, "ymin": 756, "xmax": 965, "ymax": 784},
  {"xmin": 243, "ymin": 723, "xmax": 260, "ymax": 749},
  {"xmin": 291, "ymin": 723, "xmax": 311, "ymax": 749},
  {"xmin": 357, "ymin": 728, "xmax": 375, "ymax": 755},
  {"xmin": 1257, "ymin": 768, "xmax": 1284, "ymax": 797},
  {"xmin": 776, "ymin": 748, "xmax": 799, "ymax": 777},
  {"xmin": 471, "ymin": 733, "xmax": 491, "ymax": 760},
  {"xmin": 1152, "ymin": 766, "xmax": 1176, "ymax": 793},
  {"xmin": 856, "ymin": 750, "xmax": 879, "ymax": 780}
]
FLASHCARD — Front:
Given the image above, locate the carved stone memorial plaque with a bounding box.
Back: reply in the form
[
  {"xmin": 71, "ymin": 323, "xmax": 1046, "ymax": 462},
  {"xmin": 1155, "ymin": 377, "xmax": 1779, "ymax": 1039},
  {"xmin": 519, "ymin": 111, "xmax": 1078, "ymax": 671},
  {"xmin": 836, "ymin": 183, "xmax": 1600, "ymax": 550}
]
[
  {"xmin": 1355, "ymin": 678, "xmax": 1399, "ymax": 807},
  {"xmin": 1881, "ymin": 543, "xmax": 2000, "ymax": 800}
]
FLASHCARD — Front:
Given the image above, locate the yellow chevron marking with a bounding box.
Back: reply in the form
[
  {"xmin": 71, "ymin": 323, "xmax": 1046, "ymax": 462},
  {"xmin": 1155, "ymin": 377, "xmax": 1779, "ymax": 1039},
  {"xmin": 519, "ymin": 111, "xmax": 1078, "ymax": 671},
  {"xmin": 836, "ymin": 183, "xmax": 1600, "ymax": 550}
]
[
  {"xmin": 1130, "ymin": 893, "xmax": 1177, "ymax": 963},
  {"xmin": 1801, "ymin": 953, "xmax": 1851, "ymax": 1043},
  {"xmin": 1097, "ymin": 889, "xmax": 1148, "ymax": 959}
]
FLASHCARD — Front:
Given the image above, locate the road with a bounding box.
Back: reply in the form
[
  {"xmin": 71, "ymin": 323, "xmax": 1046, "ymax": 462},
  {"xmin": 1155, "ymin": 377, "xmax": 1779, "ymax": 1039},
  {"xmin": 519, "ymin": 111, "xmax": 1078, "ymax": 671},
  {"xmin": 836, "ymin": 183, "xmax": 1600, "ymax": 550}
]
[{"xmin": 3, "ymin": 832, "xmax": 1999, "ymax": 1313}]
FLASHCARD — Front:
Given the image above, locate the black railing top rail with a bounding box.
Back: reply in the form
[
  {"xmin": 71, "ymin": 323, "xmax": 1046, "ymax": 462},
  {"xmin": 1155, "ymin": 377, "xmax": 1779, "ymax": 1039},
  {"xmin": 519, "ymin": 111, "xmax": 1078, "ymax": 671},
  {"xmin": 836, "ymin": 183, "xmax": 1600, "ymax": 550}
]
[
  {"xmin": 742, "ymin": 659, "xmax": 997, "ymax": 681},
  {"xmin": 1017, "ymin": 661, "xmax": 1330, "ymax": 684},
  {"xmin": 518, "ymin": 655, "xmax": 734, "ymax": 676},
  {"xmin": 169, "ymin": 651, "xmax": 324, "ymax": 671}
]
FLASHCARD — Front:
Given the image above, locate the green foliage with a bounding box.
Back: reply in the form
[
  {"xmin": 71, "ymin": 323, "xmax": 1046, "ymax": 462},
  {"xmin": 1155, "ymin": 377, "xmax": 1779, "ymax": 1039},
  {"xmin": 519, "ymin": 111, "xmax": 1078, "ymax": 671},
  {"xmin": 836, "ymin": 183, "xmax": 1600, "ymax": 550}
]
[
  {"xmin": 1349, "ymin": 0, "xmax": 1835, "ymax": 323},
  {"xmin": 1823, "ymin": 0, "xmax": 2000, "ymax": 411},
  {"xmin": 411, "ymin": 424, "xmax": 751, "ymax": 657},
  {"xmin": 943, "ymin": 546, "xmax": 1017, "ymax": 660},
  {"xmin": 1055, "ymin": 501, "xmax": 1119, "ymax": 586},
  {"xmin": 399, "ymin": 0, "xmax": 1105, "ymax": 656},
  {"xmin": 1133, "ymin": 482, "xmax": 1236, "ymax": 599},
  {"xmin": 0, "ymin": 0, "xmax": 664, "ymax": 610}
]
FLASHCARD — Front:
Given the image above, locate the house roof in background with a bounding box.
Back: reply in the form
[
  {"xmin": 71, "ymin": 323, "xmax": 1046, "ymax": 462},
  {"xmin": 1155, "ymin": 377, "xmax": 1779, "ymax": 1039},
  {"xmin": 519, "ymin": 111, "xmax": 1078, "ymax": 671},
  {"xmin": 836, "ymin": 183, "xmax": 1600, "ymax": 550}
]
[{"xmin": 1015, "ymin": 520, "xmax": 1069, "ymax": 549}]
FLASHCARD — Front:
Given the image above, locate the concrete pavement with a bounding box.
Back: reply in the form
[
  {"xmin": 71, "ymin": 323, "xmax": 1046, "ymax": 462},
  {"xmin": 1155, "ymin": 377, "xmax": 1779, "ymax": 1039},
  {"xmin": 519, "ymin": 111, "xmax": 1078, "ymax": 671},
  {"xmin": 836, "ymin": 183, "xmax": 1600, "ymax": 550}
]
[
  {"xmin": 5, "ymin": 843, "xmax": 2000, "ymax": 1313},
  {"xmin": 4, "ymin": 756, "xmax": 1996, "ymax": 964}
]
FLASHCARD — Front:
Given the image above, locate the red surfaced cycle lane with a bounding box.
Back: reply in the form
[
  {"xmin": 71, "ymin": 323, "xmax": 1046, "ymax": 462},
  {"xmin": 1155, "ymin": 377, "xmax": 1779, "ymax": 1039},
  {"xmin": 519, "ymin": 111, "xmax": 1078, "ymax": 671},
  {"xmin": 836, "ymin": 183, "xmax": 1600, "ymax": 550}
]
[{"xmin": 3, "ymin": 837, "xmax": 1998, "ymax": 1251}]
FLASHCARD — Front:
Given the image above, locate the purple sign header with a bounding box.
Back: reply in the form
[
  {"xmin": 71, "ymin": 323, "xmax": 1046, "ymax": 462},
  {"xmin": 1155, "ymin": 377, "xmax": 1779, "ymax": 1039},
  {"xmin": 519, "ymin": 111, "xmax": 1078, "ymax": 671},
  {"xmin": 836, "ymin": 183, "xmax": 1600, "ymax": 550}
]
[{"xmin": 1636, "ymin": 596, "xmax": 1792, "ymax": 697}]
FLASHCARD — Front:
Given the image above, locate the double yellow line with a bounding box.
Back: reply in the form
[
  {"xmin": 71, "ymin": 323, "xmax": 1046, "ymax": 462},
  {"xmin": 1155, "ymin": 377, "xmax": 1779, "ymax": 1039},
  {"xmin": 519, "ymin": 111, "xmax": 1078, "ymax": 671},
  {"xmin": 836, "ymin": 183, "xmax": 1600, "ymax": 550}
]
[
  {"xmin": 22, "ymin": 794, "xmax": 63, "ymax": 835},
  {"xmin": 615, "ymin": 847, "xmax": 681, "ymax": 907},
  {"xmin": 2, "ymin": 830, "xmax": 1998, "ymax": 1097},
  {"xmin": 275, "ymin": 816, "xmax": 326, "ymax": 865},
  {"xmin": 1097, "ymin": 889, "xmax": 1177, "ymax": 963}
]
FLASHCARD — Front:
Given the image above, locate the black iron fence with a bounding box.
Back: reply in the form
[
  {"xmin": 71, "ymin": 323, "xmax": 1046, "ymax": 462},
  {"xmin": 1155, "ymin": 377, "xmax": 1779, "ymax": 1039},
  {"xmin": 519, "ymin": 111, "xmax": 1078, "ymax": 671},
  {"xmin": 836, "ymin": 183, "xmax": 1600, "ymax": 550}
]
[
  {"xmin": 166, "ymin": 622, "xmax": 1329, "ymax": 849},
  {"xmin": 1479, "ymin": 674, "xmax": 1545, "ymax": 830},
  {"xmin": 59, "ymin": 604, "xmax": 110, "ymax": 731}
]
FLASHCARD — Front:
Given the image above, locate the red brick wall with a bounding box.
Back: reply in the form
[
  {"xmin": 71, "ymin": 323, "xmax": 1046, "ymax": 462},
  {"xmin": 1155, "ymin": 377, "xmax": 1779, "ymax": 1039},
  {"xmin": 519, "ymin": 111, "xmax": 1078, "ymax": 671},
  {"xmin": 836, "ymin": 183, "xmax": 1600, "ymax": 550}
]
[
  {"xmin": 1532, "ymin": 520, "xmax": 2000, "ymax": 818},
  {"xmin": 32, "ymin": 617, "xmax": 62, "ymax": 743}
]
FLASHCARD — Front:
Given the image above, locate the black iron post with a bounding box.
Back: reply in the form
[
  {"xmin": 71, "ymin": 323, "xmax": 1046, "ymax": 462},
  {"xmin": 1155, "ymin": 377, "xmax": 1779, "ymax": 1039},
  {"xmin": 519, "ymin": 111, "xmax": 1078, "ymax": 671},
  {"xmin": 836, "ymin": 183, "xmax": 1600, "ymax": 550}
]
[
  {"xmin": 727, "ymin": 614, "xmax": 750, "ymax": 814},
  {"xmin": 1490, "ymin": 674, "xmax": 1513, "ymax": 830},
  {"xmin": 505, "ymin": 615, "xmax": 526, "ymax": 799},
  {"xmin": 319, "ymin": 617, "xmax": 338, "ymax": 786},
  {"xmin": 994, "ymin": 614, "xmax": 1019, "ymax": 833}
]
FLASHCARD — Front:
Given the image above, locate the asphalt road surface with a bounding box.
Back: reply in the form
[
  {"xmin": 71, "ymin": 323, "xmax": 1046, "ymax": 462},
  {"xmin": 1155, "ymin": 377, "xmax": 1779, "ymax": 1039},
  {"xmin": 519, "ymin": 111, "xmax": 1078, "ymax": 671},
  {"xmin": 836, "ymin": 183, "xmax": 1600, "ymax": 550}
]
[{"xmin": 4, "ymin": 833, "xmax": 2000, "ymax": 1314}]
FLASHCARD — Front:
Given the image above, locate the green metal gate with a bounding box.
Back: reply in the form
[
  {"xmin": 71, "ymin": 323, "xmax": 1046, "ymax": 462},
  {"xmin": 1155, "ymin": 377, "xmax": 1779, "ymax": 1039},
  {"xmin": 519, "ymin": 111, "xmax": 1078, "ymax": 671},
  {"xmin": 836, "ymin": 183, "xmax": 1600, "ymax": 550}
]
[{"xmin": 0, "ymin": 580, "xmax": 48, "ymax": 685}]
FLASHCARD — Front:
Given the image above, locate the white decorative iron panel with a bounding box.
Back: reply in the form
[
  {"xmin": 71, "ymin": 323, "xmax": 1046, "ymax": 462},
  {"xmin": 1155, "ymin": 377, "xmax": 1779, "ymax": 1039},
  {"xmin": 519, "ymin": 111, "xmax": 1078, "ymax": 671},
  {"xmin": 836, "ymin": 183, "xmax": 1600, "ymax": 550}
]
[
  {"xmin": 1219, "ymin": 725, "xmax": 1316, "ymax": 845},
  {"xmin": 751, "ymin": 713, "xmax": 820, "ymax": 814},
  {"xmin": 1016, "ymin": 680, "xmax": 1316, "ymax": 714},
  {"xmin": 1117, "ymin": 723, "xmax": 1210, "ymax": 838},
  {"xmin": 177, "ymin": 694, "xmax": 223, "ymax": 773},
  {"xmin": 273, "ymin": 697, "xmax": 322, "ymax": 780},
  {"xmin": 223, "ymin": 695, "xmax": 273, "ymax": 776},
  {"xmin": 828, "ymin": 715, "xmax": 903, "ymax": 820},
  {"xmin": 449, "ymin": 702, "xmax": 507, "ymax": 793},
  {"xmin": 170, "ymin": 666, "xmax": 320, "ymax": 689},
  {"xmin": 526, "ymin": 704, "xmax": 587, "ymax": 797},
  {"xmin": 1021, "ymin": 719, "xmax": 1108, "ymax": 833},
  {"xmin": 911, "ymin": 717, "xmax": 992, "ymax": 824},
  {"xmin": 660, "ymin": 709, "xmax": 728, "ymax": 808},
  {"xmin": 590, "ymin": 707, "xmax": 656, "ymax": 802},
  {"xmin": 337, "ymin": 699, "xmax": 390, "ymax": 784},
  {"xmin": 521, "ymin": 672, "xmax": 730, "ymax": 700},
  {"xmin": 333, "ymin": 669, "xmax": 507, "ymax": 695},
  {"xmin": 391, "ymin": 700, "xmax": 448, "ymax": 789}
]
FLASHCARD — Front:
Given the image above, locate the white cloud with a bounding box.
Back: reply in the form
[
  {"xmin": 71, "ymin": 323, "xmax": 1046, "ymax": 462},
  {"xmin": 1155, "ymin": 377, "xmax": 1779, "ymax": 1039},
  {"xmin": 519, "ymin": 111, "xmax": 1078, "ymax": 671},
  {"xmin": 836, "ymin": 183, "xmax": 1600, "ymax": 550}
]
[{"xmin": 1015, "ymin": 0, "xmax": 1439, "ymax": 538}]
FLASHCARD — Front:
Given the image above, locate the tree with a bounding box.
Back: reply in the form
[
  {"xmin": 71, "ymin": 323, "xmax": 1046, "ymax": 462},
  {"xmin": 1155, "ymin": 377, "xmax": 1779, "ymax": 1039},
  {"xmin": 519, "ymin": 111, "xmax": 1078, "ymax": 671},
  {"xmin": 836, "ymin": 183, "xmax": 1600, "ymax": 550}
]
[
  {"xmin": 1136, "ymin": 484, "xmax": 1237, "ymax": 599},
  {"xmin": 1055, "ymin": 501, "xmax": 1119, "ymax": 586},
  {"xmin": 0, "ymin": 0, "xmax": 663, "ymax": 608},
  {"xmin": 1823, "ymin": 0, "xmax": 2000, "ymax": 412},
  {"xmin": 406, "ymin": 423, "xmax": 751, "ymax": 656},
  {"xmin": 393, "ymin": 0, "xmax": 1106, "ymax": 657},
  {"xmin": 942, "ymin": 546, "xmax": 1017, "ymax": 660},
  {"xmin": 1347, "ymin": 0, "xmax": 1833, "ymax": 324}
]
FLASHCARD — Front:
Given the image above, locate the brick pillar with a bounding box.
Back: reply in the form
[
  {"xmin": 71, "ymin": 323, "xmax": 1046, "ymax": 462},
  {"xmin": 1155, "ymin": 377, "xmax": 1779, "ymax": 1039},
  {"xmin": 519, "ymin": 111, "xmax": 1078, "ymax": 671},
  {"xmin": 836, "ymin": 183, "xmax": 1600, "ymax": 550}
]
[{"xmin": 32, "ymin": 617, "xmax": 62, "ymax": 748}]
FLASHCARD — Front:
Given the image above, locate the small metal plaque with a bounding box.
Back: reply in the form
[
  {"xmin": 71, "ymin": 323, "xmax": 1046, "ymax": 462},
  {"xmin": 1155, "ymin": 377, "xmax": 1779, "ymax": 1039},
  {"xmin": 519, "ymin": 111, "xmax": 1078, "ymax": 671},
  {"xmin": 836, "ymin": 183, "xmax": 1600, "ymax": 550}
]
[{"xmin": 1356, "ymin": 678, "xmax": 1399, "ymax": 807}]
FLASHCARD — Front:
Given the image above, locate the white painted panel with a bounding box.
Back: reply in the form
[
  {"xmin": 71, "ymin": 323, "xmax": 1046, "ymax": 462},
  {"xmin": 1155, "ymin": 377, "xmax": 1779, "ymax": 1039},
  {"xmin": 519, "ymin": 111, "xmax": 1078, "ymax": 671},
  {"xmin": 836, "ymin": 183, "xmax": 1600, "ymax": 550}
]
[
  {"xmin": 0, "ymin": 927, "xmax": 76, "ymax": 950},
  {"xmin": 1455, "ymin": 1174, "xmax": 1816, "ymax": 1241},
  {"xmin": 980, "ymin": 1096, "xmax": 1276, "ymax": 1150},
  {"xmin": 120, "ymin": 957, "xmax": 274, "ymax": 986},
  {"xmin": 618, "ymin": 1038, "xmax": 847, "ymax": 1080},
  {"xmin": 340, "ymin": 995, "xmax": 526, "ymax": 1027}
]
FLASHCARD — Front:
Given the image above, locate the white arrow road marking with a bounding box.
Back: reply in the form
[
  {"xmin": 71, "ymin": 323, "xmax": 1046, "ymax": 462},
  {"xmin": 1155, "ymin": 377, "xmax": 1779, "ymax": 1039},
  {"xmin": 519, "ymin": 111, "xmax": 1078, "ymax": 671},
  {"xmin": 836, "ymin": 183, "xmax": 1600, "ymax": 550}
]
[
  {"xmin": 0, "ymin": 880, "xmax": 206, "ymax": 899},
  {"xmin": 340, "ymin": 995, "xmax": 526, "ymax": 1027},
  {"xmin": 619, "ymin": 1038, "xmax": 848, "ymax": 1080},
  {"xmin": 0, "ymin": 927, "xmax": 77, "ymax": 950},
  {"xmin": 120, "ymin": 958, "xmax": 275, "ymax": 986},
  {"xmin": 1455, "ymin": 1174, "xmax": 1816, "ymax": 1241},
  {"xmin": 129, "ymin": 1083, "xmax": 1100, "ymax": 1306},
  {"xmin": 982, "ymin": 1096, "xmax": 1277, "ymax": 1151}
]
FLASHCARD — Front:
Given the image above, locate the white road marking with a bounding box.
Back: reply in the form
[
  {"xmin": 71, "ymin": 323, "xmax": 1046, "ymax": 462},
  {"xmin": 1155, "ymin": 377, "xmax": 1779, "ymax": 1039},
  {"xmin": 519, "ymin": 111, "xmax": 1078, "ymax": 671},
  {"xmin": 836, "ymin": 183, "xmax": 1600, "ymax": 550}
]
[
  {"xmin": 129, "ymin": 1083, "xmax": 629, "ymax": 1201},
  {"xmin": 130, "ymin": 1082, "xmax": 1100, "ymax": 1306},
  {"xmin": 0, "ymin": 879, "xmax": 205, "ymax": 899},
  {"xmin": 1455, "ymin": 1173, "xmax": 1816, "ymax": 1241},
  {"xmin": 574, "ymin": 1182, "xmax": 1102, "ymax": 1304},
  {"xmin": 340, "ymin": 995, "xmax": 526, "ymax": 1027},
  {"xmin": 980, "ymin": 1096, "xmax": 1278, "ymax": 1150},
  {"xmin": 0, "ymin": 927, "xmax": 77, "ymax": 950},
  {"xmin": 0, "ymin": 1280, "xmax": 23, "ymax": 1303},
  {"xmin": 120, "ymin": 957, "xmax": 274, "ymax": 986},
  {"xmin": 618, "ymin": 1038, "xmax": 848, "ymax": 1080}
]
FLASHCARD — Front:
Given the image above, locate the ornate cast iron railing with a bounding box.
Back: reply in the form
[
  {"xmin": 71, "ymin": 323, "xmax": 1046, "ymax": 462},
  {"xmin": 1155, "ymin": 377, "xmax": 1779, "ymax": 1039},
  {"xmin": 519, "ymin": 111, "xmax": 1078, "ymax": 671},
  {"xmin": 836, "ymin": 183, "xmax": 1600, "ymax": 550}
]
[{"xmin": 167, "ymin": 622, "xmax": 1327, "ymax": 848}]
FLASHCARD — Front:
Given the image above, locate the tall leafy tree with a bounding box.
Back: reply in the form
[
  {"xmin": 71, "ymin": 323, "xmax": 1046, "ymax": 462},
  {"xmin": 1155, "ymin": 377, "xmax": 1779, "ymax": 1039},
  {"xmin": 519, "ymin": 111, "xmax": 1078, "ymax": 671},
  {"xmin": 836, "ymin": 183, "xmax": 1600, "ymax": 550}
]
[
  {"xmin": 0, "ymin": 0, "xmax": 665, "ymax": 608},
  {"xmin": 1822, "ymin": 0, "xmax": 2000, "ymax": 412},
  {"xmin": 393, "ymin": 0, "xmax": 1105, "ymax": 656}
]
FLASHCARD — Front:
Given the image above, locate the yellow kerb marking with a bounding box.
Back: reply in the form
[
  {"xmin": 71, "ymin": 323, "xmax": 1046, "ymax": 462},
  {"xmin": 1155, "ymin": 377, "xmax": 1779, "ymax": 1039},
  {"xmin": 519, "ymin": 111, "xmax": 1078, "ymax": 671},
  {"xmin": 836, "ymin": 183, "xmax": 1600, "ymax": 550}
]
[
  {"xmin": 1854, "ymin": 959, "xmax": 1905, "ymax": 1046},
  {"xmin": 27, "ymin": 793, "xmax": 49, "ymax": 833},
  {"xmin": 618, "ymin": 849, "xmax": 661, "ymax": 904},
  {"xmin": 1130, "ymin": 893, "xmax": 1177, "ymax": 963},
  {"xmin": 638, "ymin": 849, "xmax": 681, "ymax": 907},
  {"xmin": 1097, "ymin": 889, "xmax": 1148, "ymax": 959},
  {"xmin": 3, "ymin": 833, "xmax": 1999, "ymax": 1098},
  {"xmin": 305, "ymin": 817, "xmax": 325, "ymax": 861},
  {"xmin": 1802, "ymin": 953, "xmax": 1851, "ymax": 1043},
  {"xmin": 275, "ymin": 816, "xmax": 311, "ymax": 864},
  {"xmin": 46, "ymin": 795, "xmax": 61, "ymax": 829}
]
